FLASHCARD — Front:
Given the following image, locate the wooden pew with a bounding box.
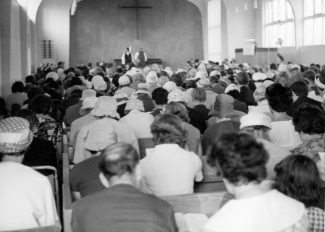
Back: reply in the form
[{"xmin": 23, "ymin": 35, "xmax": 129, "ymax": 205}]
[
  {"xmin": 10, "ymin": 225, "xmax": 61, "ymax": 232},
  {"xmin": 194, "ymin": 175, "xmax": 226, "ymax": 193},
  {"xmin": 62, "ymin": 151, "xmax": 72, "ymax": 232},
  {"xmin": 161, "ymin": 191, "xmax": 232, "ymax": 217},
  {"xmin": 138, "ymin": 138, "xmax": 155, "ymax": 159},
  {"xmin": 32, "ymin": 166, "xmax": 59, "ymax": 213}
]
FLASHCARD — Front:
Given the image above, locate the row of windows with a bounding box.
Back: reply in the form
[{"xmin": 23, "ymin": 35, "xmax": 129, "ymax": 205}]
[
  {"xmin": 263, "ymin": 0, "xmax": 325, "ymax": 47},
  {"xmin": 207, "ymin": 0, "xmax": 324, "ymax": 60}
]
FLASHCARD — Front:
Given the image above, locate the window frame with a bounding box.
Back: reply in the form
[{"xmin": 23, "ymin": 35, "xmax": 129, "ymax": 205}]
[
  {"xmin": 303, "ymin": 0, "xmax": 325, "ymax": 45},
  {"xmin": 262, "ymin": 0, "xmax": 296, "ymax": 47}
]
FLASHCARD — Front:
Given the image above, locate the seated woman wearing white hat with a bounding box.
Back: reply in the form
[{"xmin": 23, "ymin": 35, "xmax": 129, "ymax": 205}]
[
  {"xmin": 73, "ymin": 96, "xmax": 138, "ymax": 164},
  {"xmin": 240, "ymin": 113, "xmax": 290, "ymax": 179},
  {"xmin": 0, "ymin": 117, "xmax": 59, "ymax": 231},
  {"xmin": 202, "ymin": 133, "xmax": 308, "ymax": 232}
]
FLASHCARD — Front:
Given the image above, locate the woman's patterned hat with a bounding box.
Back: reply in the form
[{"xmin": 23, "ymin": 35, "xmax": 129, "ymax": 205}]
[{"xmin": 0, "ymin": 117, "xmax": 33, "ymax": 153}]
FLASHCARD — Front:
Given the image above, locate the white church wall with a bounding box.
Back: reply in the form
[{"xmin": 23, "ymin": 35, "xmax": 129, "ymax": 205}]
[
  {"xmin": 36, "ymin": 0, "xmax": 73, "ymax": 67},
  {"xmin": 224, "ymin": 0, "xmax": 258, "ymax": 59}
]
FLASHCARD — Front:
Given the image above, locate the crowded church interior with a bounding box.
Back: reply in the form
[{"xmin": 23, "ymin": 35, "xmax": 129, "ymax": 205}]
[{"xmin": 0, "ymin": 0, "xmax": 325, "ymax": 231}]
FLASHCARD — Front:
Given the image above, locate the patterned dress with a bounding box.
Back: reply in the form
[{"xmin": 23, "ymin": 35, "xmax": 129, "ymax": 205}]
[
  {"xmin": 291, "ymin": 135, "xmax": 325, "ymax": 180},
  {"xmin": 35, "ymin": 114, "xmax": 62, "ymax": 145},
  {"xmin": 307, "ymin": 207, "xmax": 325, "ymax": 232}
]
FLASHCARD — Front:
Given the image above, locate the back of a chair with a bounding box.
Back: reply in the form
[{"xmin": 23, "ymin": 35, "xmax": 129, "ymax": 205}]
[
  {"xmin": 138, "ymin": 138, "xmax": 155, "ymax": 159},
  {"xmin": 10, "ymin": 225, "xmax": 61, "ymax": 232},
  {"xmin": 161, "ymin": 191, "xmax": 232, "ymax": 217},
  {"xmin": 194, "ymin": 175, "xmax": 226, "ymax": 193},
  {"xmin": 62, "ymin": 152, "xmax": 72, "ymax": 232},
  {"xmin": 31, "ymin": 166, "xmax": 59, "ymax": 213}
]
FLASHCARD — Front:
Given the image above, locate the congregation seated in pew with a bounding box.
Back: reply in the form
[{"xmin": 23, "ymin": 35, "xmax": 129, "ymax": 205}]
[
  {"xmin": 1, "ymin": 56, "xmax": 325, "ymax": 232},
  {"xmin": 71, "ymin": 143, "xmax": 178, "ymax": 232}
]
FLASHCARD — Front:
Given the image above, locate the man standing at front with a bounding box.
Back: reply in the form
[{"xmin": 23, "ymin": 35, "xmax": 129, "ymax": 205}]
[{"xmin": 121, "ymin": 46, "xmax": 133, "ymax": 66}]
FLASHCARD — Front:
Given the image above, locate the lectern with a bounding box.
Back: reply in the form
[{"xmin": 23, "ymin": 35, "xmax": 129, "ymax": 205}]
[{"xmin": 235, "ymin": 47, "xmax": 278, "ymax": 66}]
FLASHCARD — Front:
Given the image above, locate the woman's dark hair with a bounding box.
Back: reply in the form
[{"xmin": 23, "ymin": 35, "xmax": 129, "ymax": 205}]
[
  {"xmin": 29, "ymin": 95, "xmax": 52, "ymax": 115},
  {"xmin": 27, "ymin": 87, "xmax": 45, "ymax": 101},
  {"xmin": 273, "ymin": 155, "xmax": 321, "ymax": 207},
  {"xmin": 236, "ymin": 72, "xmax": 249, "ymax": 85},
  {"xmin": 0, "ymin": 97, "xmax": 7, "ymax": 117},
  {"xmin": 70, "ymin": 77, "xmax": 83, "ymax": 87},
  {"xmin": 171, "ymin": 75, "xmax": 183, "ymax": 87},
  {"xmin": 25, "ymin": 75, "xmax": 36, "ymax": 84},
  {"xmin": 290, "ymin": 80, "xmax": 308, "ymax": 98},
  {"xmin": 112, "ymin": 73, "xmax": 122, "ymax": 88},
  {"xmin": 266, "ymin": 83, "xmax": 293, "ymax": 112},
  {"xmin": 293, "ymin": 106, "xmax": 325, "ymax": 134},
  {"xmin": 15, "ymin": 109, "xmax": 37, "ymax": 130},
  {"xmin": 185, "ymin": 80, "xmax": 197, "ymax": 89},
  {"xmin": 164, "ymin": 102, "xmax": 190, "ymax": 122},
  {"xmin": 207, "ymin": 133, "xmax": 269, "ymax": 185},
  {"xmin": 226, "ymin": 90, "xmax": 240, "ymax": 100},
  {"xmin": 152, "ymin": 87, "xmax": 168, "ymax": 105},
  {"xmin": 99, "ymin": 143, "xmax": 139, "ymax": 180},
  {"xmin": 303, "ymin": 70, "xmax": 316, "ymax": 82},
  {"xmin": 151, "ymin": 114, "xmax": 187, "ymax": 148},
  {"xmin": 11, "ymin": 81, "xmax": 25, "ymax": 93}
]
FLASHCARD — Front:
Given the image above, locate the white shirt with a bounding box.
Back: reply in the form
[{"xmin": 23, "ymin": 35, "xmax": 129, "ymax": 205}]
[
  {"xmin": 140, "ymin": 144, "xmax": 203, "ymax": 196},
  {"xmin": 0, "ymin": 162, "xmax": 59, "ymax": 231},
  {"xmin": 248, "ymin": 99, "xmax": 271, "ymax": 116},
  {"xmin": 73, "ymin": 118, "xmax": 139, "ymax": 164},
  {"xmin": 269, "ymin": 120, "xmax": 302, "ymax": 150},
  {"xmin": 119, "ymin": 110, "xmax": 154, "ymax": 139},
  {"xmin": 70, "ymin": 114, "xmax": 96, "ymax": 146},
  {"xmin": 203, "ymin": 190, "xmax": 307, "ymax": 232},
  {"xmin": 258, "ymin": 139, "xmax": 290, "ymax": 179}
]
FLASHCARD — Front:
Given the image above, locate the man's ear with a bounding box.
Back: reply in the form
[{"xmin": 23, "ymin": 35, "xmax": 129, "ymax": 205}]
[{"xmin": 99, "ymin": 172, "xmax": 110, "ymax": 188}]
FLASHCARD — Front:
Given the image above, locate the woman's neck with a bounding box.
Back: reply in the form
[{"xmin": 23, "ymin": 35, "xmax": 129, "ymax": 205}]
[{"xmin": 231, "ymin": 182, "xmax": 270, "ymax": 199}]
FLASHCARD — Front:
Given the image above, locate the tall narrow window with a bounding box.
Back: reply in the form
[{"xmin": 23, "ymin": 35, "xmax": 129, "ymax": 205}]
[
  {"xmin": 304, "ymin": 0, "xmax": 325, "ymax": 45},
  {"xmin": 208, "ymin": 0, "xmax": 221, "ymax": 62},
  {"xmin": 41, "ymin": 40, "xmax": 54, "ymax": 59},
  {"xmin": 263, "ymin": 0, "xmax": 295, "ymax": 47}
]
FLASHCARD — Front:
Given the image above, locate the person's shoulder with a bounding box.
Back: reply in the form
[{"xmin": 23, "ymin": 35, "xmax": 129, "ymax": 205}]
[
  {"xmin": 183, "ymin": 122, "xmax": 200, "ymax": 136},
  {"xmin": 73, "ymin": 187, "xmax": 107, "ymax": 209},
  {"xmin": 3, "ymin": 162, "xmax": 49, "ymax": 183},
  {"xmin": 258, "ymin": 139, "xmax": 290, "ymax": 155},
  {"xmin": 141, "ymin": 192, "xmax": 174, "ymax": 211}
]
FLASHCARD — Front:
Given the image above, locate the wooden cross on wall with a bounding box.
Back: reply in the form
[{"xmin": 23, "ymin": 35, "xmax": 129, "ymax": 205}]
[{"xmin": 120, "ymin": 0, "xmax": 153, "ymax": 40}]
